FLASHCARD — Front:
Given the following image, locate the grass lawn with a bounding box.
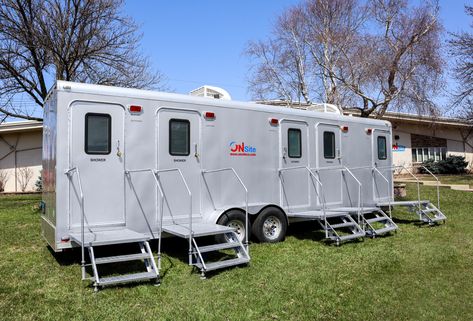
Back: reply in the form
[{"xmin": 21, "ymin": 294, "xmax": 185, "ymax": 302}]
[
  {"xmin": 1, "ymin": 186, "xmax": 473, "ymax": 321},
  {"xmin": 396, "ymin": 174, "xmax": 473, "ymax": 187}
]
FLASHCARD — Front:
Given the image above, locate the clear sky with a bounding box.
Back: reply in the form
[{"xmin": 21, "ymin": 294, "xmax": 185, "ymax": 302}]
[{"xmin": 124, "ymin": 0, "xmax": 472, "ymax": 102}]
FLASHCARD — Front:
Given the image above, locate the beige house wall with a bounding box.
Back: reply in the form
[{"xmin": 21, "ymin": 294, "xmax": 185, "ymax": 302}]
[
  {"xmin": 0, "ymin": 129, "xmax": 42, "ymax": 192},
  {"xmin": 391, "ymin": 121, "xmax": 473, "ymax": 170}
]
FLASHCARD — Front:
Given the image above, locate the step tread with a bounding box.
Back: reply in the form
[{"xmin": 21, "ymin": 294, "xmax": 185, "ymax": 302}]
[
  {"xmin": 98, "ymin": 271, "xmax": 157, "ymax": 286},
  {"xmin": 370, "ymin": 225, "xmax": 398, "ymax": 235},
  {"xmin": 329, "ymin": 222, "xmax": 356, "ymax": 229},
  {"xmin": 195, "ymin": 242, "xmax": 241, "ymax": 253},
  {"xmin": 330, "ymin": 232, "xmax": 365, "ymax": 242},
  {"xmin": 195, "ymin": 257, "xmax": 249, "ymax": 272},
  {"xmin": 421, "ymin": 208, "xmax": 438, "ymax": 213},
  {"xmin": 95, "ymin": 253, "xmax": 151, "ymax": 265},
  {"xmin": 366, "ymin": 216, "xmax": 389, "ymax": 223}
]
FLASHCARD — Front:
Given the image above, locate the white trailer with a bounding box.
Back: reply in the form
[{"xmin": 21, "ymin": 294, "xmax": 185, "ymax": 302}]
[{"xmin": 41, "ymin": 81, "xmax": 446, "ymax": 290}]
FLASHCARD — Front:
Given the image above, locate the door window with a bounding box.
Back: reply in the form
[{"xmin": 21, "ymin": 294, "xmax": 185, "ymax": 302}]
[
  {"xmin": 169, "ymin": 119, "xmax": 190, "ymax": 156},
  {"xmin": 85, "ymin": 113, "xmax": 111, "ymax": 154},
  {"xmin": 323, "ymin": 131, "xmax": 335, "ymax": 159},
  {"xmin": 288, "ymin": 128, "xmax": 302, "ymax": 158},
  {"xmin": 377, "ymin": 136, "xmax": 387, "ymax": 160}
]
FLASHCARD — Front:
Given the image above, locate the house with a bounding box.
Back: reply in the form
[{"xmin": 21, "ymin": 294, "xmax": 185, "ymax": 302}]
[{"xmin": 0, "ymin": 121, "xmax": 42, "ymax": 192}]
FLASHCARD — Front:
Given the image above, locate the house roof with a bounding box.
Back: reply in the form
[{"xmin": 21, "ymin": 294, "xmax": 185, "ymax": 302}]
[
  {"xmin": 0, "ymin": 120, "xmax": 43, "ymax": 134},
  {"xmin": 341, "ymin": 110, "xmax": 473, "ymax": 129}
]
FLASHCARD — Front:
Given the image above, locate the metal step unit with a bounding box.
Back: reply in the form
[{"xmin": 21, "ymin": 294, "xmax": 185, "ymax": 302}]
[
  {"xmin": 162, "ymin": 223, "xmax": 250, "ymax": 279},
  {"xmin": 376, "ymin": 200, "xmax": 447, "ymax": 225},
  {"xmin": 288, "ymin": 210, "xmax": 366, "ymax": 245},
  {"xmin": 69, "ymin": 229, "xmax": 159, "ymax": 291},
  {"xmin": 361, "ymin": 209, "xmax": 398, "ymax": 237},
  {"xmin": 322, "ymin": 214, "xmax": 366, "ymax": 245}
]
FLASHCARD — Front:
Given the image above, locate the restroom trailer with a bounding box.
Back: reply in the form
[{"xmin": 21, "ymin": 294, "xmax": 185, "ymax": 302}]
[{"xmin": 41, "ymin": 81, "xmax": 444, "ymax": 289}]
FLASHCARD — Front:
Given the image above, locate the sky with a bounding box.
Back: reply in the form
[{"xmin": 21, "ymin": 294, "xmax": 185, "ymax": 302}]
[{"xmin": 124, "ymin": 0, "xmax": 473, "ymax": 103}]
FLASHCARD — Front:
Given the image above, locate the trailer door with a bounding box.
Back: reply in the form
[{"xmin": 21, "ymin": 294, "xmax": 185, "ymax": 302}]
[
  {"xmin": 316, "ymin": 123, "xmax": 343, "ymax": 206},
  {"xmin": 157, "ymin": 109, "xmax": 201, "ymax": 223},
  {"xmin": 372, "ymin": 129, "xmax": 391, "ymax": 202},
  {"xmin": 69, "ymin": 103, "xmax": 125, "ymax": 229},
  {"xmin": 280, "ymin": 121, "xmax": 310, "ymax": 212}
]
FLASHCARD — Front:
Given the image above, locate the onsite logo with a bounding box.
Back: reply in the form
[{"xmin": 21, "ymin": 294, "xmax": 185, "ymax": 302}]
[
  {"xmin": 229, "ymin": 141, "xmax": 256, "ymax": 156},
  {"xmin": 392, "ymin": 144, "xmax": 406, "ymax": 152}
]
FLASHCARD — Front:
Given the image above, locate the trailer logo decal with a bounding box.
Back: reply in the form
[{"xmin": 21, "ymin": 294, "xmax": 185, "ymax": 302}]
[{"xmin": 229, "ymin": 141, "xmax": 256, "ymax": 156}]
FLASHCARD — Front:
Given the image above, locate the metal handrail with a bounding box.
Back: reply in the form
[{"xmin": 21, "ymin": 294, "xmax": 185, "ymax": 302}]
[
  {"xmin": 372, "ymin": 166, "xmax": 393, "ymax": 218},
  {"xmin": 155, "ymin": 168, "xmax": 193, "ymax": 265},
  {"xmin": 125, "ymin": 168, "xmax": 165, "ymax": 270},
  {"xmin": 64, "ymin": 167, "xmax": 86, "ymax": 280},
  {"xmin": 278, "ymin": 166, "xmax": 327, "ymax": 236},
  {"xmin": 417, "ymin": 165, "xmax": 440, "ymax": 210},
  {"xmin": 202, "ymin": 168, "xmax": 249, "ymax": 253},
  {"xmin": 378, "ymin": 165, "xmax": 422, "ymax": 212},
  {"xmin": 342, "ymin": 166, "xmax": 363, "ymax": 226},
  {"xmin": 310, "ymin": 166, "xmax": 363, "ymax": 224}
]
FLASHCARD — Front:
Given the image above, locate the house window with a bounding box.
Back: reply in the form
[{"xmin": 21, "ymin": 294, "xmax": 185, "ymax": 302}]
[
  {"xmin": 169, "ymin": 119, "xmax": 190, "ymax": 156},
  {"xmin": 288, "ymin": 128, "xmax": 302, "ymax": 158},
  {"xmin": 412, "ymin": 147, "xmax": 447, "ymax": 162},
  {"xmin": 85, "ymin": 113, "xmax": 111, "ymax": 155},
  {"xmin": 377, "ymin": 136, "xmax": 387, "ymax": 160},
  {"xmin": 323, "ymin": 131, "xmax": 335, "ymax": 159}
]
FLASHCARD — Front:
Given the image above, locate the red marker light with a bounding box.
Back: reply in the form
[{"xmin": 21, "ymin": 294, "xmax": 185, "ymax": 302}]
[
  {"xmin": 129, "ymin": 105, "xmax": 142, "ymax": 113},
  {"xmin": 366, "ymin": 128, "xmax": 373, "ymax": 135},
  {"xmin": 341, "ymin": 125, "xmax": 349, "ymax": 132},
  {"xmin": 204, "ymin": 112, "xmax": 215, "ymax": 120},
  {"xmin": 270, "ymin": 118, "xmax": 279, "ymax": 126}
]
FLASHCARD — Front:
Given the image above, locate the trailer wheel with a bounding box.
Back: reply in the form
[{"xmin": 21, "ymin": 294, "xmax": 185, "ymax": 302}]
[
  {"xmin": 216, "ymin": 210, "xmax": 250, "ymax": 243},
  {"xmin": 252, "ymin": 207, "xmax": 287, "ymax": 243}
]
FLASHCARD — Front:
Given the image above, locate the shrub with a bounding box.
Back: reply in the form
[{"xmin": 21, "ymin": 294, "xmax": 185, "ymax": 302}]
[
  {"xmin": 420, "ymin": 155, "xmax": 469, "ymax": 174},
  {"xmin": 35, "ymin": 171, "xmax": 43, "ymax": 192}
]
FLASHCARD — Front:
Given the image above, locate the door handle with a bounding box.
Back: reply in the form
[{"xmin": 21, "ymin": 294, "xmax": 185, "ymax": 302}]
[
  {"xmin": 194, "ymin": 143, "xmax": 199, "ymax": 159},
  {"xmin": 116, "ymin": 139, "xmax": 122, "ymax": 157}
]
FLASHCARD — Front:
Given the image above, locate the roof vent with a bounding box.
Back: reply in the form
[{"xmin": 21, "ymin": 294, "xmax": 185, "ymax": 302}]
[
  {"xmin": 189, "ymin": 85, "xmax": 231, "ymax": 100},
  {"xmin": 306, "ymin": 103, "xmax": 342, "ymax": 115}
]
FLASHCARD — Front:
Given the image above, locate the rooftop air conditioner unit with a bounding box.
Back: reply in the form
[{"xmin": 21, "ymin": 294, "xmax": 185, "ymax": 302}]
[{"xmin": 189, "ymin": 85, "xmax": 231, "ymax": 100}]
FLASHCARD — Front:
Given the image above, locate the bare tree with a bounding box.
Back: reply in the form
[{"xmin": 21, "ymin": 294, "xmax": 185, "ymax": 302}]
[
  {"xmin": 449, "ymin": 6, "xmax": 473, "ymax": 114},
  {"xmin": 17, "ymin": 167, "xmax": 33, "ymax": 192},
  {"xmin": 0, "ymin": 169, "xmax": 9, "ymax": 192},
  {"xmin": 0, "ymin": 0, "xmax": 165, "ymax": 121},
  {"xmin": 246, "ymin": 0, "xmax": 443, "ymax": 118}
]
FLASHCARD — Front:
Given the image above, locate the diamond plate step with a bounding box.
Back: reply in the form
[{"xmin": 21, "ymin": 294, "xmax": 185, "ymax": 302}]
[
  {"xmin": 195, "ymin": 257, "xmax": 249, "ymax": 272},
  {"xmin": 98, "ymin": 271, "xmax": 157, "ymax": 286},
  {"xmin": 329, "ymin": 232, "xmax": 365, "ymax": 242},
  {"xmin": 195, "ymin": 242, "xmax": 241, "ymax": 254},
  {"xmin": 330, "ymin": 222, "xmax": 357, "ymax": 229},
  {"xmin": 95, "ymin": 253, "xmax": 151, "ymax": 265},
  {"xmin": 366, "ymin": 216, "xmax": 389, "ymax": 224}
]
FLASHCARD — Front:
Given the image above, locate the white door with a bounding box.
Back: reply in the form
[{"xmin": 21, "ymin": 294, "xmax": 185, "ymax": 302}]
[
  {"xmin": 280, "ymin": 121, "xmax": 310, "ymax": 212},
  {"xmin": 372, "ymin": 130, "xmax": 391, "ymax": 202},
  {"xmin": 157, "ymin": 109, "xmax": 201, "ymax": 223},
  {"xmin": 69, "ymin": 103, "xmax": 125, "ymax": 229},
  {"xmin": 316, "ymin": 123, "xmax": 343, "ymax": 206}
]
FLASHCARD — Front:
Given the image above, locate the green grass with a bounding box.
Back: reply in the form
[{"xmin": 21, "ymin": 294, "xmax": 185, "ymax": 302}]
[
  {"xmin": 1, "ymin": 187, "xmax": 473, "ymax": 321},
  {"xmin": 397, "ymin": 174, "xmax": 473, "ymax": 187}
]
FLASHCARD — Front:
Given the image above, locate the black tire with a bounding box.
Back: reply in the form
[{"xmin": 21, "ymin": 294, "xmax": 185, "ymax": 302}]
[
  {"xmin": 216, "ymin": 210, "xmax": 250, "ymax": 243},
  {"xmin": 252, "ymin": 207, "xmax": 287, "ymax": 243}
]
